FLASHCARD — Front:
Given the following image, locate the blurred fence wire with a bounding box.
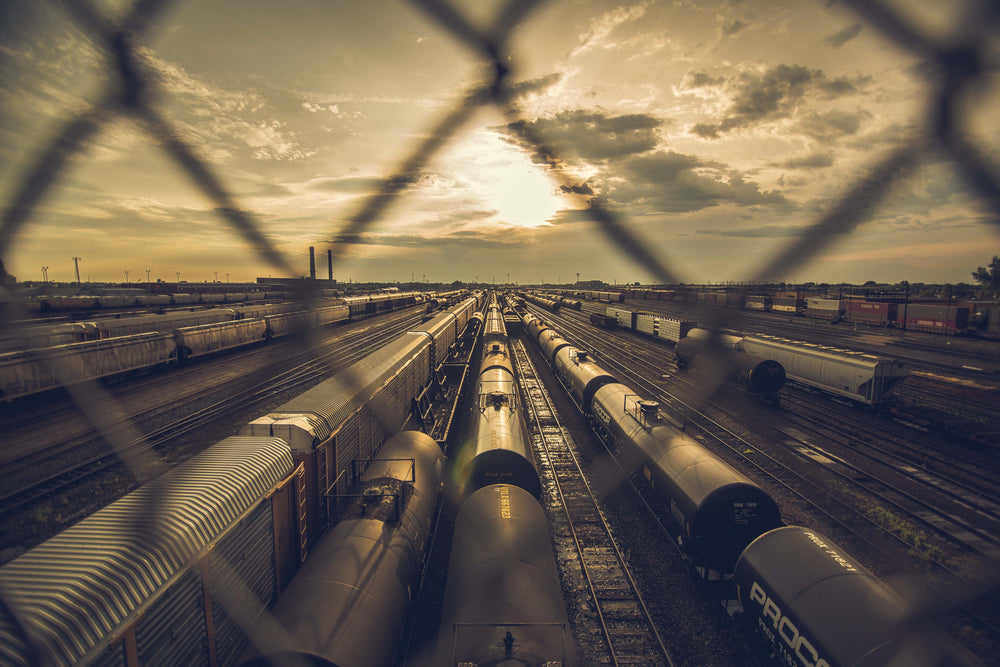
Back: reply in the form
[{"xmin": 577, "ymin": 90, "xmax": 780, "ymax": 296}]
[{"xmin": 1, "ymin": 0, "xmax": 999, "ymax": 664}]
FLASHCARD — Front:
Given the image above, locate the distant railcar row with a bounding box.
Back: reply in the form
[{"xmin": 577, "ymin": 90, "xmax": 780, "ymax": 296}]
[
  {"xmin": 0, "ymin": 293, "xmax": 486, "ymax": 667},
  {"xmin": 0, "ymin": 292, "xmax": 429, "ymax": 402},
  {"xmin": 19, "ymin": 290, "xmax": 294, "ymax": 313},
  {"xmin": 622, "ymin": 288, "xmax": 993, "ymax": 337},
  {"xmin": 519, "ymin": 310, "xmax": 981, "ymax": 667}
]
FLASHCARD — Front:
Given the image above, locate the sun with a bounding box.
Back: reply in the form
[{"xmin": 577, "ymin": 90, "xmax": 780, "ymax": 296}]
[{"xmin": 465, "ymin": 131, "xmax": 568, "ymax": 228}]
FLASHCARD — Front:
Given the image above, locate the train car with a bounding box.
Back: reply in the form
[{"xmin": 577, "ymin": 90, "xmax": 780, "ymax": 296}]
[
  {"xmin": 170, "ymin": 292, "xmax": 200, "ymax": 305},
  {"xmin": 523, "ymin": 318, "xmax": 781, "ymax": 577},
  {"xmin": 458, "ymin": 306, "xmax": 542, "ymax": 499},
  {"xmin": 134, "ymin": 293, "xmax": 172, "ymax": 307},
  {"xmin": 242, "ymin": 301, "xmax": 473, "ymax": 546},
  {"xmin": 889, "ymin": 372, "xmax": 1000, "ymax": 447},
  {"xmin": 0, "ymin": 437, "xmax": 303, "ymax": 667},
  {"xmin": 771, "ymin": 296, "xmax": 805, "ymax": 315},
  {"xmin": 739, "ymin": 333, "xmax": 909, "ymax": 406},
  {"xmin": 589, "ymin": 312, "xmax": 618, "ymax": 328},
  {"xmin": 174, "ymin": 319, "xmax": 268, "ymax": 360},
  {"xmin": 590, "ymin": 382, "xmax": 782, "ymax": 575},
  {"xmin": 0, "ymin": 321, "xmax": 99, "ymax": 352},
  {"xmin": 525, "ymin": 292, "xmax": 561, "ymax": 313},
  {"xmin": 240, "ymin": 430, "xmax": 444, "ymax": 667},
  {"xmin": 0, "ymin": 332, "xmax": 177, "ymax": 401},
  {"xmin": 805, "ymin": 297, "xmax": 843, "ymax": 322},
  {"xmin": 897, "ymin": 303, "xmax": 970, "ymax": 335},
  {"xmin": 745, "ymin": 295, "xmax": 772, "ymax": 311},
  {"xmin": 735, "ymin": 526, "xmax": 983, "ymax": 667},
  {"xmin": 676, "ymin": 330, "xmax": 786, "ymax": 404},
  {"xmin": 434, "ymin": 484, "xmax": 577, "ymax": 666},
  {"xmin": 844, "ymin": 300, "xmax": 897, "ymax": 327},
  {"xmin": 90, "ymin": 309, "xmax": 238, "ymax": 339}
]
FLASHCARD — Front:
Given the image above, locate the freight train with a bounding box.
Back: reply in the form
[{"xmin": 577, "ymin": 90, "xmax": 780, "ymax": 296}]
[
  {"xmin": 456, "ymin": 297, "xmax": 542, "ymax": 499},
  {"xmin": 522, "ymin": 310, "xmax": 782, "ymax": 577},
  {"xmin": 435, "ymin": 294, "xmax": 572, "ymax": 664},
  {"xmin": 0, "ymin": 292, "xmax": 431, "ymax": 403},
  {"xmin": 519, "ymin": 310, "xmax": 983, "ymax": 667},
  {"xmin": 0, "ymin": 295, "xmax": 485, "ymax": 667}
]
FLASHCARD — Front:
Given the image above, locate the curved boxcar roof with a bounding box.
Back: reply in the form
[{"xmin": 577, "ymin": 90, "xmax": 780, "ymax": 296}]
[{"xmin": 0, "ymin": 437, "xmax": 293, "ymax": 667}]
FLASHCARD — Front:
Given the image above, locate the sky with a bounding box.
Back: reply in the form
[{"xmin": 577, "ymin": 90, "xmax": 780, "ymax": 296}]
[{"xmin": 0, "ymin": 0, "xmax": 998, "ymax": 287}]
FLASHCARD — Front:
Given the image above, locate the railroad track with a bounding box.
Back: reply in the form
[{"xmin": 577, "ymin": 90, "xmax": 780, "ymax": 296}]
[
  {"xmin": 0, "ymin": 310, "xmax": 428, "ymax": 518},
  {"xmin": 542, "ymin": 306, "xmax": 1000, "ymax": 653},
  {"xmin": 510, "ymin": 336, "xmax": 674, "ymax": 667}
]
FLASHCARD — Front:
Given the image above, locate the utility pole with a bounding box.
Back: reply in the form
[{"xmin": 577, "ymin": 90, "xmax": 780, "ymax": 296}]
[
  {"xmin": 226, "ymin": 272, "xmax": 230, "ymax": 284},
  {"xmin": 73, "ymin": 257, "xmax": 81, "ymax": 285},
  {"xmin": 146, "ymin": 269, "xmax": 150, "ymax": 290},
  {"xmin": 214, "ymin": 270, "xmax": 219, "ymax": 283},
  {"xmin": 124, "ymin": 269, "xmax": 129, "ymax": 284},
  {"xmin": 41, "ymin": 266, "xmax": 48, "ymax": 284}
]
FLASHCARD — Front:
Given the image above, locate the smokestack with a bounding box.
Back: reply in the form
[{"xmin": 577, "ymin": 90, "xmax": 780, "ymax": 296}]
[
  {"xmin": 309, "ymin": 246, "xmax": 316, "ymax": 279},
  {"xmin": 327, "ymin": 249, "xmax": 333, "ymax": 281}
]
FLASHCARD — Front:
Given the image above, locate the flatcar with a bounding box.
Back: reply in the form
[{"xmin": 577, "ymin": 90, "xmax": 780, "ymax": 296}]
[
  {"xmin": 239, "ymin": 430, "xmax": 444, "ymax": 667},
  {"xmin": 736, "ymin": 526, "xmax": 983, "ymax": 667},
  {"xmin": 434, "ymin": 484, "xmax": 577, "ymax": 666}
]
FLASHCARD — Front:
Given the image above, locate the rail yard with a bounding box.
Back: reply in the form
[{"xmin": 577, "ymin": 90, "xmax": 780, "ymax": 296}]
[{"xmin": 0, "ymin": 288, "xmax": 997, "ymax": 666}]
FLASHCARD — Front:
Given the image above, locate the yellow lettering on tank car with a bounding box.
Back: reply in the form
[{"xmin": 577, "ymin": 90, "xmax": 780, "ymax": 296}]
[{"xmin": 498, "ymin": 485, "xmax": 512, "ymax": 519}]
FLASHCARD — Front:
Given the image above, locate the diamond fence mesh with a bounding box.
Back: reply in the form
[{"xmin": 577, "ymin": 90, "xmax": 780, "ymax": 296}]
[{"xmin": 1, "ymin": 0, "xmax": 999, "ymax": 663}]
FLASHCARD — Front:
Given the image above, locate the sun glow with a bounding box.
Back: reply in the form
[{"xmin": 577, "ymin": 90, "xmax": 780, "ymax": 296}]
[{"xmin": 467, "ymin": 132, "xmax": 568, "ymax": 228}]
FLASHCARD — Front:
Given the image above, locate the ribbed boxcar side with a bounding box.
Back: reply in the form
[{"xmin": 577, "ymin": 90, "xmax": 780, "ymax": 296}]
[
  {"xmin": 240, "ymin": 431, "xmax": 444, "ymax": 667},
  {"xmin": 740, "ymin": 334, "xmax": 908, "ymax": 406},
  {"xmin": 591, "ymin": 382, "xmax": 781, "ymax": 574},
  {"xmin": 175, "ymin": 319, "xmax": 268, "ymax": 359},
  {"xmin": 0, "ymin": 437, "xmax": 299, "ymax": 667},
  {"xmin": 436, "ymin": 484, "xmax": 577, "ymax": 666},
  {"xmin": 735, "ymin": 527, "xmax": 982, "ymax": 667},
  {"xmin": 0, "ymin": 332, "xmax": 176, "ymax": 402}
]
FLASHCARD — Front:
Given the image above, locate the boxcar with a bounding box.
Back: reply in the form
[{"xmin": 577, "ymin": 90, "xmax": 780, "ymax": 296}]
[
  {"xmin": 0, "ymin": 437, "xmax": 303, "ymax": 667},
  {"xmin": 844, "ymin": 300, "xmax": 897, "ymax": 327},
  {"xmin": 740, "ymin": 334, "xmax": 908, "ymax": 406}
]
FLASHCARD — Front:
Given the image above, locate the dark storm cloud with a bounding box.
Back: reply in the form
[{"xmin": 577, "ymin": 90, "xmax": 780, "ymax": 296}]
[
  {"xmin": 499, "ymin": 109, "xmax": 662, "ymax": 163},
  {"xmin": 611, "ymin": 151, "xmax": 790, "ymax": 213},
  {"xmin": 771, "ymin": 152, "xmax": 834, "ymax": 169},
  {"xmin": 823, "ymin": 23, "xmax": 863, "ymax": 48},
  {"xmin": 690, "ymin": 64, "xmax": 868, "ymax": 138}
]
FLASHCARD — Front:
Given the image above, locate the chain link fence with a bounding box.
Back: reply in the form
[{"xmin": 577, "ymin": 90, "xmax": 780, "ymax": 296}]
[{"xmin": 1, "ymin": 0, "xmax": 999, "ymax": 663}]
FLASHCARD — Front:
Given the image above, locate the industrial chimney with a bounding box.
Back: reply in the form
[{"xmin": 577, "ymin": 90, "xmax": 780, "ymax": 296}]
[
  {"xmin": 309, "ymin": 246, "xmax": 316, "ymax": 279},
  {"xmin": 327, "ymin": 249, "xmax": 333, "ymax": 281}
]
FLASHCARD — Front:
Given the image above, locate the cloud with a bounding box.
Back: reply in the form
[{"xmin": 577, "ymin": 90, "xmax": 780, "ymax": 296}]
[
  {"xmin": 696, "ymin": 224, "xmax": 804, "ymax": 238},
  {"xmin": 307, "ymin": 176, "xmax": 385, "ymax": 193},
  {"xmin": 689, "ymin": 64, "xmax": 868, "ymax": 138},
  {"xmin": 611, "ymin": 151, "xmax": 791, "ymax": 213},
  {"xmin": 499, "ymin": 109, "xmax": 662, "ymax": 164},
  {"xmin": 328, "ymin": 228, "xmax": 530, "ymax": 250},
  {"xmin": 823, "ymin": 23, "xmax": 863, "ymax": 48},
  {"xmin": 795, "ymin": 109, "xmax": 867, "ymax": 141},
  {"xmin": 771, "ymin": 152, "xmax": 835, "ymax": 169}
]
